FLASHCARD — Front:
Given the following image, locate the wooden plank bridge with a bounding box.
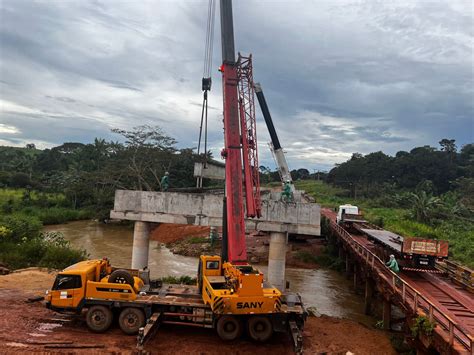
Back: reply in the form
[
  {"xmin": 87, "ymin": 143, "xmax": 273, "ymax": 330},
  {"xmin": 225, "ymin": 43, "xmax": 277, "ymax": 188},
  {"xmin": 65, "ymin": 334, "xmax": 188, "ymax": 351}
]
[{"xmin": 322, "ymin": 208, "xmax": 474, "ymax": 355}]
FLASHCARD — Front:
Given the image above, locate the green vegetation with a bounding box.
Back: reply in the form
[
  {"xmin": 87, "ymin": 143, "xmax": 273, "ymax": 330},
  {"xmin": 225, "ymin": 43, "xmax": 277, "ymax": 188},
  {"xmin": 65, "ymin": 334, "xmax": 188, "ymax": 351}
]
[
  {"xmin": 295, "ymin": 180, "xmax": 351, "ymax": 208},
  {"xmin": 1, "ymin": 132, "xmax": 472, "ymax": 269},
  {"xmin": 0, "ymin": 188, "xmax": 90, "ymax": 270},
  {"xmin": 0, "ymin": 126, "xmax": 209, "ymax": 221},
  {"xmin": 187, "ymin": 236, "xmax": 209, "ymax": 244},
  {"xmin": 0, "ymin": 214, "xmax": 87, "ymax": 270},
  {"xmin": 295, "ymin": 246, "xmax": 344, "ymax": 271},
  {"xmin": 296, "ymin": 179, "xmax": 474, "ymax": 268},
  {"xmin": 410, "ymin": 316, "xmax": 436, "ymax": 338},
  {"xmin": 0, "ymin": 188, "xmax": 94, "ymax": 224}
]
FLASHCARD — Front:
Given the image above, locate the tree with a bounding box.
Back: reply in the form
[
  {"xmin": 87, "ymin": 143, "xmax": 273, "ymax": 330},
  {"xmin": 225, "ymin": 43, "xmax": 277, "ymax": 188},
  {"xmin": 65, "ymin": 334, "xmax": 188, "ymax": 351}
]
[
  {"xmin": 409, "ymin": 190, "xmax": 440, "ymax": 224},
  {"xmin": 439, "ymin": 139, "xmax": 457, "ymax": 154},
  {"xmin": 111, "ymin": 125, "xmax": 177, "ymax": 191}
]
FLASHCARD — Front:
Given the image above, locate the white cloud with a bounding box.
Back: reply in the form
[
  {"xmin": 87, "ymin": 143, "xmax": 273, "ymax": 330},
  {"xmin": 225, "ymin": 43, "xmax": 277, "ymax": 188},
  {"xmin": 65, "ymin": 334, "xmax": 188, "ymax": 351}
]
[{"xmin": 0, "ymin": 123, "xmax": 19, "ymax": 134}]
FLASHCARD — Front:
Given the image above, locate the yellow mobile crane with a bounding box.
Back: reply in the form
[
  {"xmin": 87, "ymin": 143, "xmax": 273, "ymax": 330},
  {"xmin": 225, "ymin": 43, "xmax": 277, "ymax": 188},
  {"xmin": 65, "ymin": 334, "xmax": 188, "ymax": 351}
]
[{"xmin": 45, "ymin": 0, "xmax": 306, "ymax": 352}]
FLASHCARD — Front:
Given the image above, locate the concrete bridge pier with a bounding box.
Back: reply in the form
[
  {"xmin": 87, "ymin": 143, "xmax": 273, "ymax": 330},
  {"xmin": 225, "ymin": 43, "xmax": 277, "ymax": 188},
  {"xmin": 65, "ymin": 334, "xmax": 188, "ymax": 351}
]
[
  {"xmin": 131, "ymin": 221, "xmax": 151, "ymax": 269},
  {"xmin": 267, "ymin": 231, "xmax": 288, "ymax": 291}
]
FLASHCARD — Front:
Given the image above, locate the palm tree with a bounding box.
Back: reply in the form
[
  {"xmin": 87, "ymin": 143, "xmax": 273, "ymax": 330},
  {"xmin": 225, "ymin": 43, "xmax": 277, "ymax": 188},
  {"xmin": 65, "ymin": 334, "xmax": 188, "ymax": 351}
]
[{"xmin": 409, "ymin": 190, "xmax": 440, "ymax": 223}]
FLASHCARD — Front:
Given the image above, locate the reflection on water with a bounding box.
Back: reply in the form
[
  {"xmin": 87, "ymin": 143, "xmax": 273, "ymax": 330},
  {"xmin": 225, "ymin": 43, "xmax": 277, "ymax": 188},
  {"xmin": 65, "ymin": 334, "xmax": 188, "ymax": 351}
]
[{"xmin": 45, "ymin": 220, "xmax": 374, "ymax": 325}]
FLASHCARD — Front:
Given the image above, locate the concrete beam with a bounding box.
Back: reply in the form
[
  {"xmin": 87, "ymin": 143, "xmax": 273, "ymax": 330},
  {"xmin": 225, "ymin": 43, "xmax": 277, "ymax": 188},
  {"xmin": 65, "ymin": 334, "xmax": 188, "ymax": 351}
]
[
  {"xmin": 194, "ymin": 161, "xmax": 225, "ymax": 180},
  {"xmin": 110, "ymin": 190, "xmax": 321, "ymax": 236}
]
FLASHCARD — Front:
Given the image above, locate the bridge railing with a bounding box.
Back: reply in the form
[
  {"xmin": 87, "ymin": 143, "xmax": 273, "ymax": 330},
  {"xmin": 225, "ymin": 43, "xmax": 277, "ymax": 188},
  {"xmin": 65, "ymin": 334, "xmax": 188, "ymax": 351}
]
[
  {"xmin": 330, "ymin": 220, "xmax": 473, "ymax": 353},
  {"xmin": 436, "ymin": 260, "xmax": 474, "ymax": 292}
]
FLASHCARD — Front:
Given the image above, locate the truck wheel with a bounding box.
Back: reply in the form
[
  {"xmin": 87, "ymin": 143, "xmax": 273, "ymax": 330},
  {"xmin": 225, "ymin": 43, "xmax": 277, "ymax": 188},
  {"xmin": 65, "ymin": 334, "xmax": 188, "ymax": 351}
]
[
  {"xmin": 118, "ymin": 307, "xmax": 145, "ymax": 335},
  {"xmin": 86, "ymin": 305, "xmax": 113, "ymax": 333},
  {"xmin": 247, "ymin": 316, "xmax": 273, "ymax": 341},
  {"xmin": 109, "ymin": 269, "xmax": 134, "ymax": 286},
  {"xmin": 216, "ymin": 316, "xmax": 242, "ymax": 341}
]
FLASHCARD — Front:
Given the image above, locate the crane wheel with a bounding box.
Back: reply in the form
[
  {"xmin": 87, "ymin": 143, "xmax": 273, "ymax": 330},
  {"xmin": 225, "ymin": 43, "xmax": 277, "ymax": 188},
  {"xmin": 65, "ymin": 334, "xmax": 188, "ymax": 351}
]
[
  {"xmin": 118, "ymin": 307, "xmax": 145, "ymax": 335},
  {"xmin": 247, "ymin": 316, "xmax": 273, "ymax": 342},
  {"xmin": 109, "ymin": 269, "xmax": 134, "ymax": 286},
  {"xmin": 216, "ymin": 316, "xmax": 243, "ymax": 341},
  {"xmin": 86, "ymin": 305, "xmax": 113, "ymax": 333}
]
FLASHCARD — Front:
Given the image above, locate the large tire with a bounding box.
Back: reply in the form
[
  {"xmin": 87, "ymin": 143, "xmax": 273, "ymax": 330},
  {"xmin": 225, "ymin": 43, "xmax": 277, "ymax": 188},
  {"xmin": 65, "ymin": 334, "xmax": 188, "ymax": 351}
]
[
  {"xmin": 216, "ymin": 316, "xmax": 242, "ymax": 341},
  {"xmin": 86, "ymin": 305, "xmax": 113, "ymax": 333},
  {"xmin": 109, "ymin": 269, "xmax": 134, "ymax": 286},
  {"xmin": 247, "ymin": 316, "xmax": 273, "ymax": 342},
  {"xmin": 118, "ymin": 307, "xmax": 145, "ymax": 335}
]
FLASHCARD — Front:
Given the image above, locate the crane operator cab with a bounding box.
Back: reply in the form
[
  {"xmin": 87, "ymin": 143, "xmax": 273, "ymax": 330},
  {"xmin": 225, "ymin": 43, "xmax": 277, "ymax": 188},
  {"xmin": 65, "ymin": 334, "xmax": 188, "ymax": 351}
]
[{"xmin": 198, "ymin": 255, "xmax": 281, "ymax": 316}]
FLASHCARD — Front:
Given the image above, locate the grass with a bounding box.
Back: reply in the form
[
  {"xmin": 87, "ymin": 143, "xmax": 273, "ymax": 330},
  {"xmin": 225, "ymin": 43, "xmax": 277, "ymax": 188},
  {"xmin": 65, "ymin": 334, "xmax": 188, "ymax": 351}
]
[
  {"xmin": 187, "ymin": 236, "xmax": 209, "ymax": 244},
  {"xmin": 0, "ymin": 188, "xmax": 68, "ymax": 207},
  {"xmin": 295, "ymin": 180, "xmax": 354, "ymax": 208},
  {"xmin": 0, "ymin": 188, "xmax": 94, "ymax": 225},
  {"xmin": 21, "ymin": 207, "xmax": 94, "ymax": 224}
]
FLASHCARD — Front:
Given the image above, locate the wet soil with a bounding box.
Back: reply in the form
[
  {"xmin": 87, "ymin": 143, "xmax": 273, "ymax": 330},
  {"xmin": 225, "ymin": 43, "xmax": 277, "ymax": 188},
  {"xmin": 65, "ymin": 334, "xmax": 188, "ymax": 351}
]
[
  {"xmin": 151, "ymin": 223, "xmax": 325, "ymax": 269},
  {"xmin": 0, "ymin": 269, "xmax": 396, "ymax": 354}
]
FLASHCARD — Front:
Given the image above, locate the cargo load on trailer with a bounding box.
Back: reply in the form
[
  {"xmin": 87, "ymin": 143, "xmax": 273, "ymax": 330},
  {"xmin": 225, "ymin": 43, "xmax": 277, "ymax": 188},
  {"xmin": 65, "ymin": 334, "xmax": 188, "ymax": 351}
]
[{"xmin": 360, "ymin": 228, "xmax": 449, "ymax": 270}]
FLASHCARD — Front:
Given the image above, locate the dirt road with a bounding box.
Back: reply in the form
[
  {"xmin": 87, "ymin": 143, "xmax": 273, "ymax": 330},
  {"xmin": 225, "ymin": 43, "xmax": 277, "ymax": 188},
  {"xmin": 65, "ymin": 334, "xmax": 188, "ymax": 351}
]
[{"xmin": 0, "ymin": 269, "xmax": 396, "ymax": 354}]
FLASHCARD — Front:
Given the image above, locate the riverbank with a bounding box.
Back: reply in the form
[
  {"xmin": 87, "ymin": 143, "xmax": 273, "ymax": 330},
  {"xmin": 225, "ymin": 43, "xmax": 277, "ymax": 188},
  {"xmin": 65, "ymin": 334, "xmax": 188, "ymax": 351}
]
[
  {"xmin": 150, "ymin": 223, "xmax": 326, "ymax": 268},
  {"xmin": 0, "ymin": 268, "xmax": 396, "ymax": 354}
]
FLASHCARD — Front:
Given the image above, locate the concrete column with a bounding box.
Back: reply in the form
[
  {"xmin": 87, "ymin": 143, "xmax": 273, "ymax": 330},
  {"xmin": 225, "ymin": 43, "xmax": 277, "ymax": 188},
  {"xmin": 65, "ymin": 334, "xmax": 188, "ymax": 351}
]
[
  {"xmin": 268, "ymin": 232, "xmax": 287, "ymax": 291},
  {"xmin": 364, "ymin": 278, "xmax": 374, "ymax": 315},
  {"xmin": 131, "ymin": 221, "xmax": 150, "ymax": 269},
  {"xmin": 383, "ymin": 299, "xmax": 392, "ymax": 330}
]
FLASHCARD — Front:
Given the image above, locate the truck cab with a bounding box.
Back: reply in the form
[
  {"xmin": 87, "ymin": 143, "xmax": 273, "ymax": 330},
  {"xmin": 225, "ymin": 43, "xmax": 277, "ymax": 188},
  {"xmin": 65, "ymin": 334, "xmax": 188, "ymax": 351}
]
[
  {"xmin": 45, "ymin": 259, "xmax": 143, "ymax": 312},
  {"xmin": 337, "ymin": 204, "xmax": 362, "ymax": 224},
  {"xmin": 46, "ymin": 259, "xmax": 110, "ymax": 311}
]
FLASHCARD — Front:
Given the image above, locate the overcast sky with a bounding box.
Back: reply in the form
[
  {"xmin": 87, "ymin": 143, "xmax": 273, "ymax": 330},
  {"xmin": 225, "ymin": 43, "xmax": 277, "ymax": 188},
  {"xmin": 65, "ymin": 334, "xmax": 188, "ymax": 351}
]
[{"xmin": 0, "ymin": 0, "xmax": 472, "ymax": 171}]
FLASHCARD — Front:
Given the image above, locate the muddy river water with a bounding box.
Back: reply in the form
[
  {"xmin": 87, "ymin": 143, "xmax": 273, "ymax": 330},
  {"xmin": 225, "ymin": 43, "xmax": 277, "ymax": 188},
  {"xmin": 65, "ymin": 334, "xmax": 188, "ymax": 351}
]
[{"xmin": 45, "ymin": 220, "xmax": 374, "ymax": 326}]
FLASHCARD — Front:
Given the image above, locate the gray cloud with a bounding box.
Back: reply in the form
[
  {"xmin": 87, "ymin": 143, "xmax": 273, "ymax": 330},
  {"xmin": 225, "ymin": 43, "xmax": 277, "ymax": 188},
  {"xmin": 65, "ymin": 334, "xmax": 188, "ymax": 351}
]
[{"xmin": 0, "ymin": 0, "xmax": 472, "ymax": 171}]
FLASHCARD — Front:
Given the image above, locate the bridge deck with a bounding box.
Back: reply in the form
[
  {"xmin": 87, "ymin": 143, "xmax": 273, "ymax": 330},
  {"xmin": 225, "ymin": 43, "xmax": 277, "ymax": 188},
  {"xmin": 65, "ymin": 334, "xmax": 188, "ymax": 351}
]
[{"xmin": 111, "ymin": 190, "xmax": 321, "ymax": 236}]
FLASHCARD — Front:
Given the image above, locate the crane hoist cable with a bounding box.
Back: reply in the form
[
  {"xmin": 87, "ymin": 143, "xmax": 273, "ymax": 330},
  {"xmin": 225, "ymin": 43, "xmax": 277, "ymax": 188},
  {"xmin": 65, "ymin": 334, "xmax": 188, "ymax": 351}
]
[{"xmin": 197, "ymin": 0, "xmax": 216, "ymax": 167}]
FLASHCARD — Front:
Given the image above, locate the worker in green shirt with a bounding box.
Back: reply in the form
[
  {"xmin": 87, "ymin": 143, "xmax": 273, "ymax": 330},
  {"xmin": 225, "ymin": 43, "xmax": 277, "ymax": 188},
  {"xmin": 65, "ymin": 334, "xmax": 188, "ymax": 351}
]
[
  {"xmin": 386, "ymin": 254, "xmax": 400, "ymax": 273},
  {"xmin": 161, "ymin": 172, "xmax": 169, "ymax": 192},
  {"xmin": 281, "ymin": 181, "xmax": 293, "ymax": 202}
]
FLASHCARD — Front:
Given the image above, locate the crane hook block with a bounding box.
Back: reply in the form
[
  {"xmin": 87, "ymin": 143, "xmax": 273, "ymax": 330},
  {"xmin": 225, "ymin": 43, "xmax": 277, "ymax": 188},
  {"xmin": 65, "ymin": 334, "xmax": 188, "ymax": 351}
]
[
  {"xmin": 202, "ymin": 77, "xmax": 212, "ymax": 91},
  {"xmin": 221, "ymin": 148, "xmax": 228, "ymax": 159}
]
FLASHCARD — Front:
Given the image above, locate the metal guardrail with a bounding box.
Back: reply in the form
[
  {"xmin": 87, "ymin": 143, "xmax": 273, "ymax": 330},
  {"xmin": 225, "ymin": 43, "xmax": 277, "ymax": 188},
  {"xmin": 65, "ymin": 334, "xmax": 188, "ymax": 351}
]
[
  {"xmin": 436, "ymin": 260, "xmax": 474, "ymax": 293},
  {"xmin": 330, "ymin": 221, "xmax": 473, "ymax": 353}
]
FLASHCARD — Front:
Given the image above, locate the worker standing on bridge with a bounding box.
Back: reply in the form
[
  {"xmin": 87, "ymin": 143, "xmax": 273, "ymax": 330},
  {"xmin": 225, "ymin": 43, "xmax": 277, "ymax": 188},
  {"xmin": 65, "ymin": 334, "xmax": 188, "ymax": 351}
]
[
  {"xmin": 161, "ymin": 172, "xmax": 169, "ymax": 192},
  {"xmin": 281, "ymin": 181, "xmax": 293, "ymax": 202},
  {"xmin": 386, "ymin": 254, "xmax": 400, "ymax": 273}
]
